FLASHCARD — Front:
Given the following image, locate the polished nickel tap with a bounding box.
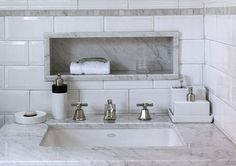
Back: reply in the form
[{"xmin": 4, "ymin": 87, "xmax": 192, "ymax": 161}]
[
  {"xmin": 104, "ymin": 99, "xmax": 116, "ymax": 122},
  {"xmin": 137, "ymin": 103, "xmax": 153, "ymax": 121},
  {"xmin": 71, "ymin": 102, "xmax": 88, "ymax": 121}
]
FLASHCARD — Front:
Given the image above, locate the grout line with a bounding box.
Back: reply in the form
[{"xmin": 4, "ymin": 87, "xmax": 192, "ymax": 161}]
[
  {"xmin": 102, "ymin": 16, "xmax": 105, "ymax": 32},
  {"xmin": 127, "ymin": 89, "xmax": 130, "ymax": 113},
  {"xmin": 77, "ymin": 0, "xmax": 79, "ymax": 9},
  {"xmin": 28, "ymin": 90, "xmax": 31, "ymax": 111},
  {"xmin": 27, "ymin": 40, "xmax": 30, "ymax": 66},
  {"xmin": 3, "ymin": 65, "xmax": 5, "ymax": 89},
  {"xmin": 27, "ymin": 0, "xmax": 29, "ymax": 9},
  {"xmin": 206, "ymin": 38, "xmax": 236, "ymax": 47},
  {"xmin": 127, "ymin": 0, "xmax": 129, "ymax": 9},
  {"xmin": 205, "ymin": 63, "xmax": 236, "ymax": 80},
  {"xmin": 3, "ymin": 17, "xmax": 5, "ymax": 41},
  {"xmin": 53, "ymin": 16, "xmax": 55, "ymax": 33}
]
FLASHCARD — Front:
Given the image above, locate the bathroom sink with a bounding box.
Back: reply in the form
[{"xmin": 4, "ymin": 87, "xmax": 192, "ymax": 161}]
[{"xmin": 40, "ymin": 124, "xmax": 184, "ymax": 148}]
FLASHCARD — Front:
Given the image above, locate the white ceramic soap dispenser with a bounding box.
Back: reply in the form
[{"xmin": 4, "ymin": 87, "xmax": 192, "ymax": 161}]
[{"xmin": 52, "ymin": 73, "xmax": 68, "ymax": 119}]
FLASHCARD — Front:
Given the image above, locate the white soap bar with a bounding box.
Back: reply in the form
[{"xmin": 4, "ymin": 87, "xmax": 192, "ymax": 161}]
[
  {"xmin": 173, "ymin": 100, "xmax": 210, "ymax": 115},
  {"xmin": 15, "ymin": 111, "xmax": 47, "ymax": 125}
]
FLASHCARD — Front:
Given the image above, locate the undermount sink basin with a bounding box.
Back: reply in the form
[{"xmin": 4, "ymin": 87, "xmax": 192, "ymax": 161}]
[{"xmin": 40, "ymin": 124, "xmax": 185, "ymax": 148}]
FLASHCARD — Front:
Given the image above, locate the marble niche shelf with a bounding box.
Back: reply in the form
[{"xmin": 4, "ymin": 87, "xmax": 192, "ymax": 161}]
[{"xmin": 44, "ymin": 31, "xmax": 179, "ymax": 81}]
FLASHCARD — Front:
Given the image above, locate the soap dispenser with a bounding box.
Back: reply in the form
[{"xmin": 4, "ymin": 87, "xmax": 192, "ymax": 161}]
[
  {"xmin": 187, "ymin": 87, "xmax": 195, "ymax": 102},
  {"xmin": 52, "ymin": 73, "xmax": 68, "ymax": 119}
]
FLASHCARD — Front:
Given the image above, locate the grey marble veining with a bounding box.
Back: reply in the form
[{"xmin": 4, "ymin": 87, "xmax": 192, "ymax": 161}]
[
  {"xmin": 0, "ymin": 114, "xmax": 236, "ymax": 165},
  {"xmin": 45, "ymin": 31, "xmax": 179, "ymax": 81},
  {"xmin": 0, "ymin": 8, "xmax": 205, "ymax": 17}
]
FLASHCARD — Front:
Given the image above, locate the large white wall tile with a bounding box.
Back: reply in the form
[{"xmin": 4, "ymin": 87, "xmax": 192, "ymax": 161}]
[
  {"xmin": 79, "ymin": 90, "xmax": 128, "ymax": 113},
  {"xmin": 68, "ymin": 81, "xmax": 103, "ymax": 90},
  {"xmin": 0, "ymin": 41, "xmax": 28, "ymax": 65},
  {"xmin": 5, "ymin": 17, "xmax": 53, "ymax": 40},
  {"xmin": 29, "ymin": 41, "xmax": 44, "ymax": 65},
  {"xmin": 0, "ymin": 0, "xmax": 27, "ymax": 9},
  {"xmin": 154, "ymin": 16, "xmax": 204, "ymax": 39},
  {"xmin": 205, "ymin": 15, "xmax": 217, "ymax": 40},
  {"xmin": 153, "ymin": 80, "xmax": 180, "ymax": 89},
  {"xmin": 55, "ymin": 17, "xmax": 103, "ymax": 33},
  {"xmin": 129, "ymin": 0, "xmax": 178, "ymax": 9},
  {"xmin": 232, "ymin": 15, "xmax": 236, "ymax": 45},
  {"xmin": 29, "ymin": 0, "xmax": 77, "ymax": 9},
  {"xmin": 0, "ymin": 90, "xmax": 29, "ymax": 112},
  {"xmin": 181, "ymin": 64, "xmax": 203, "ymax": 85},
  {"xmin": 129, "ymin": 89, "xmax": 170, "ymax": 113},
  {"xmin": 30, "ymin": 90, "xmax": 79, "ymax": 112},
  {"xmin": 79, "ymin": 0, "xmax": 127, "ymax": 9},
  {"xmin": 30, "ymin": 90, "xmax": 51, "ymax": 112},
  {"xmin": 0, "ymin": 18, "xmax": 4, "ymax": 40},
  {"xmin": 180, "ymin": 40, "xmax": 204, "ymax": 64},
  {"xmin": 104, "ymin": 16, "xmax": 153, "ymax": 32},
  {"xmin": 104, "ymin": 81, "xmax": 152, "ymax": 89},
  {"xmin": 5, "ymin": 66, "xmax": 51, "ymax": 89},
  {"xmin": 216, "ymin": 15, "xmax": 233, "ymax": 44},
  {"xmin": 205, "ymin": 40, "xmax": 236, "ymax": 78},
  {"xmin": 179, "ymin": 0, "xmax": 204, "ymax": 8},
  {"xmin": 0, "ymin": 67, "xmax": 4, "ymax": 89},
  {"xmin": 204, "ymin": 65, "xmax": 231, "ymax": 103}
]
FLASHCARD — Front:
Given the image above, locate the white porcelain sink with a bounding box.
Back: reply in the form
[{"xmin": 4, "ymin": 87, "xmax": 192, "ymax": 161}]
[{"xmin": 41, "ymin": 125, "xmax": 184, "ymax": 148}]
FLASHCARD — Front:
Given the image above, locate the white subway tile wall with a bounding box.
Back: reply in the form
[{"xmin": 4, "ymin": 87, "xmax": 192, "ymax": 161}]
[
  {"xmin": 104, "ymin": 81, "xmax": 153, "ymax": 89},
  {"xmin": 0, "ymin": 15, "xmax": 204, "ymax": 116},
  {"xmin": 128, "ymin": 0, "xmax": 178, "ymax": 9},
  {"xmin": 0, "ymin": 41, "xmax": 28, "ymax": 65},
  {"xmin": 55, "ymin": 17, "xmax": 103, "ymax": 33},
  {"xmin": 28, "ymin": 0, "xmax": 77, "ymax": 9},
  {"xmin": 0, "ymin": 0, "xmax": 207, "ymax": 9},
  {"xmin": 79, "ymin": 90, "xmax": 128, "ymax": 113},
  {"xmin": 129, "ymin": 89, "xmax": 170, "ymax": 113},
  {"xmin": 29, "ymin": 41, "xmax": 44, "ymax": 65},
  {"xmin": 5, "ymin": 17, "xmax": 53, "ymax": 40},
  {"xmin": 79, "ymin": 0, "xmax": 128, "ymax": 9},
  {"xmin": 154, "ymin": 16, "xmax": 204, "ymax": 39},
  {"xmin": 0, "ymin": 18, "xmax": 4, "ymax": 40},
  {"xmin": 180, "ymin": 40, "xmax": 204, "ymax": 64},
  {"xmin": 181, "ymin": 64, "xmax": 203, "ymax": 86},
  {"xmin": 104, "ymin": 16, "xmax": 154, "ymax": 32},
  {"xmin": 5, "ymin": 66, "xmax": 51, "ymax": 89},
  {"xmin": 179, "ymin": 0, "xmax": 204, "ymax": 8},
  {"xmin": 204, "ymin": 12, "xmax": 236, "ymax": 143},
  {"xmin": 0, "ymin": 0, "xmax": 27, "ymax": 10},
  {"xmin": 0, "ymin": 90, "xmax": 29, "ymax": 112}
]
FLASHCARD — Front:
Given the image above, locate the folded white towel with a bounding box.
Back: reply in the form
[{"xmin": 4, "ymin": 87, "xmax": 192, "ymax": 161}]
[{"xmin": 70, "ymin": 60, "xmax": 110, "ymax": 75}]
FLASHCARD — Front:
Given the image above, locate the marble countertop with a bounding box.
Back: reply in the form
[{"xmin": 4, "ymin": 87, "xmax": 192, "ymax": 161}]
[{"xmin": 0, "ymin": 114, "xmax": 236, "ymax": 166}]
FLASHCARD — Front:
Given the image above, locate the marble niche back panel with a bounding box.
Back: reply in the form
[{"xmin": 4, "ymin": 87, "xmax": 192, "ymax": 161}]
[{"xmin": 50, "ymin": 37, "xmax": 173, "ymax": 75}]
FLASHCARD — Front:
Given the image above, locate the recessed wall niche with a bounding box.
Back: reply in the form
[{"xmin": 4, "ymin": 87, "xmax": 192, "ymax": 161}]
[{"xmin": 44, "ymin": 32, "xmax": 179, "ymax": 81}]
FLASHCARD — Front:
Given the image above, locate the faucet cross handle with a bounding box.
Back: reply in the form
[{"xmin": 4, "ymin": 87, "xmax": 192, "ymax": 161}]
[
  {"xmin": 137, "ymin": 103, "xmax": 153, "ymax": 109},
  {"xmin": 137, "ymin": 103, "xmax": 153, "ymax": 121},
  {"xmin": 71, "ymin": 102, "xmax": 88, "ymax": 108},
  {"xmin": 71, "ymin": 102, "xmax": 88, "ymax": 121}
]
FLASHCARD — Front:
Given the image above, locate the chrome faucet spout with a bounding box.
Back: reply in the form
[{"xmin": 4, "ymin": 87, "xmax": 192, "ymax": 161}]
[{"xmin": 104, "ymin": 99, "xmax": 116, "ymax": 122}]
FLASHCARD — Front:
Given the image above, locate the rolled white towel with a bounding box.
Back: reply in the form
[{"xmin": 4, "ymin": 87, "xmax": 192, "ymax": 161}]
[{"xmin": 70, "ymin": 60, "xmax": 110, "ymax": 75}]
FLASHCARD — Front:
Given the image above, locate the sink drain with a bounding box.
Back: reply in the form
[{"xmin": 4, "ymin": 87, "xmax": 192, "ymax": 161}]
[{"xmin": 107, "ymin": 133, "xmax": 116, "ymax": 138}]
